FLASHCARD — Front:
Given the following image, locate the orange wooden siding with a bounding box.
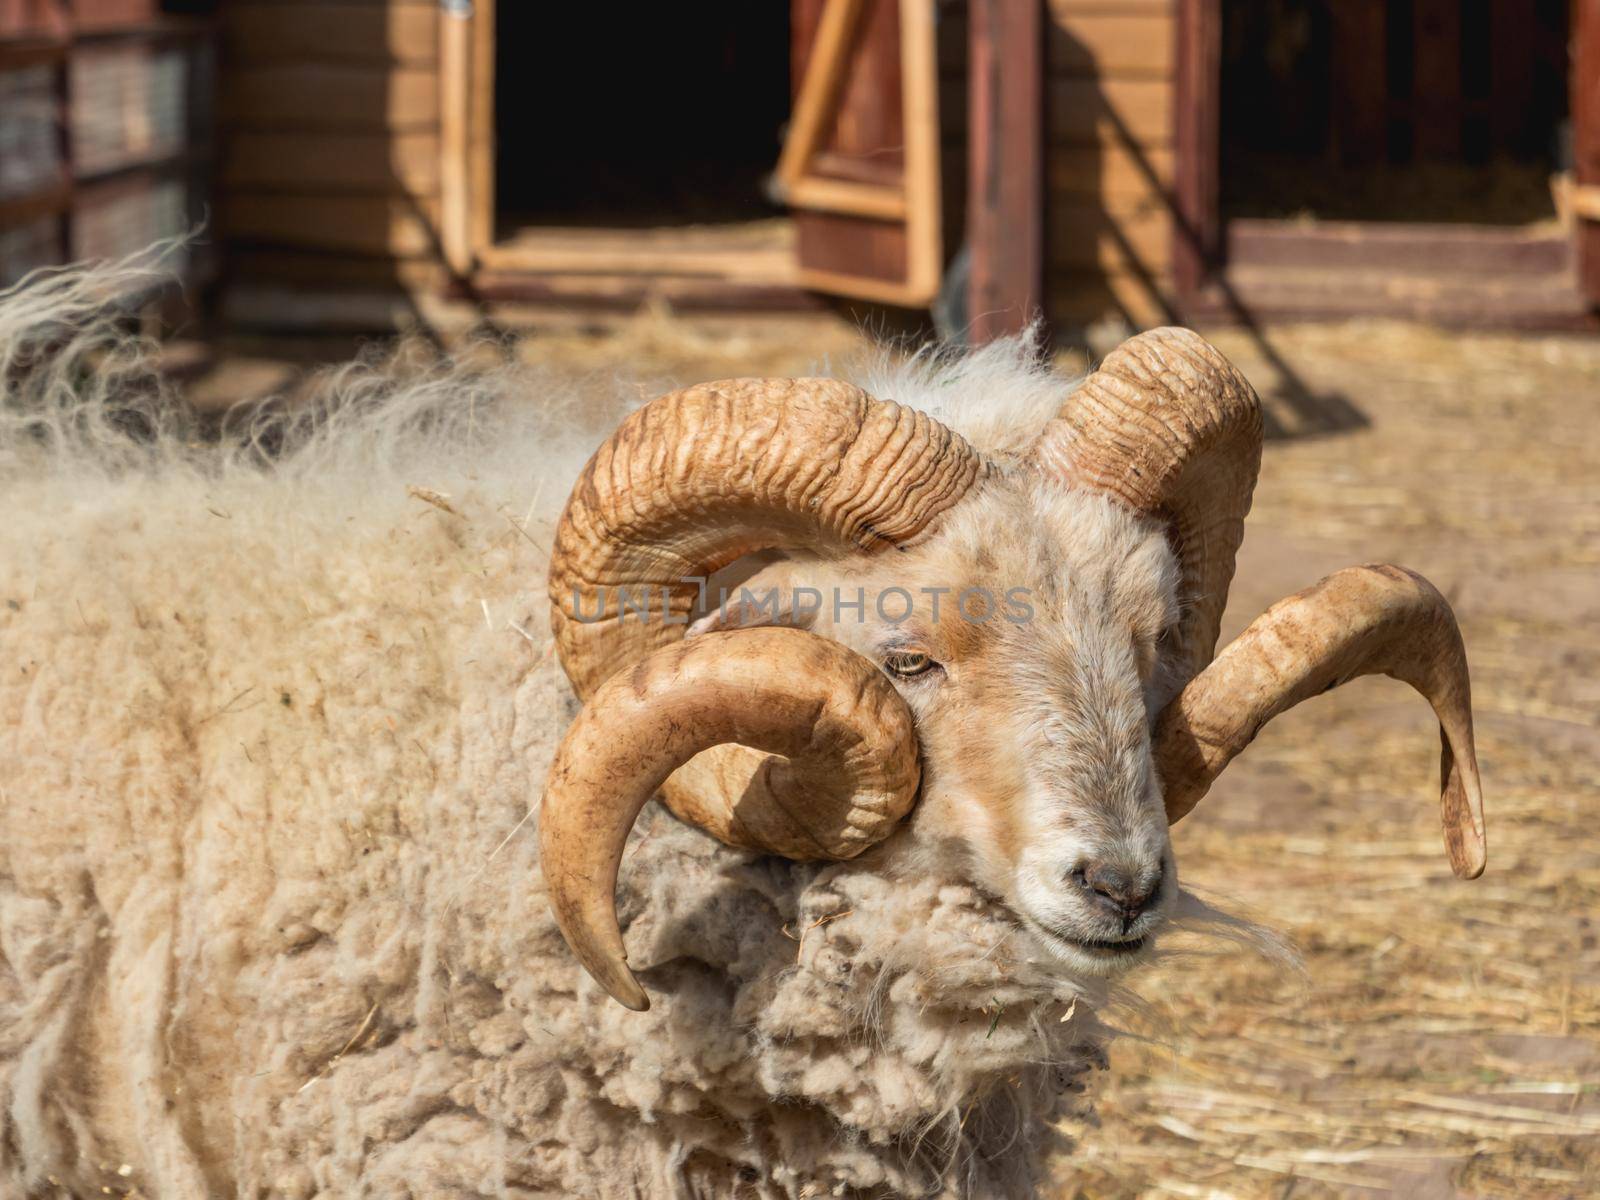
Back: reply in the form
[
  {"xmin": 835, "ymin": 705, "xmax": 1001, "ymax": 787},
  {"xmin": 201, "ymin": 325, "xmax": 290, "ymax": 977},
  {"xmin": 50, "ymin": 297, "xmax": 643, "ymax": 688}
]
[
  {"xmin": 218, "ymin": 0, "xmax": 443, "ymax": 274},
  {"xmin": 1045, "ymin": 0, "xmax": 1180, "ymax": 332}
]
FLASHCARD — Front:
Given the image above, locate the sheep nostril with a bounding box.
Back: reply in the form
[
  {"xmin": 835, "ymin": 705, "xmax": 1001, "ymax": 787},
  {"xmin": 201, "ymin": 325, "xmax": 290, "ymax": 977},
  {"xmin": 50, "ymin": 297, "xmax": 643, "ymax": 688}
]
[{"xmin": 1070, "ymin": 860, "xmax": 1160, "ymax": 926}]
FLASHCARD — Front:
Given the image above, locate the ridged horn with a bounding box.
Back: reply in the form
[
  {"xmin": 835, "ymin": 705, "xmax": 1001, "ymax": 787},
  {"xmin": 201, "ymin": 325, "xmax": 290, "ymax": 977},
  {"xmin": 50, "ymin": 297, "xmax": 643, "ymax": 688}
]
[
  {"xmin": 1155, "ymin": 565, "xmax": 1486, "ymax": 879},
  {"xmin": 540, "ymin": 627, "xmax": 920, "ymax": 1010},
  {"xmin": 547, "ymin": 376, "xmax": 985, "ymax": 859},
  {"xmin": 1031, "ymin": 328, "xmax": 1262, "ymax": 688}
]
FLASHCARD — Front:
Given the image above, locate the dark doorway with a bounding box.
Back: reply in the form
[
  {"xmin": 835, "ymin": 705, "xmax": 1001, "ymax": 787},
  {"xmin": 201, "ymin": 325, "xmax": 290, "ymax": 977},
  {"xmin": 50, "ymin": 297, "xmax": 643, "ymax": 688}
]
[
  {"xmin": 1220, "ymin": 1, "xmax": 1570, "ymax": 225},
  {"xmin": 494, "ymin": 4, "xmax": 792, "ymax": 232}
]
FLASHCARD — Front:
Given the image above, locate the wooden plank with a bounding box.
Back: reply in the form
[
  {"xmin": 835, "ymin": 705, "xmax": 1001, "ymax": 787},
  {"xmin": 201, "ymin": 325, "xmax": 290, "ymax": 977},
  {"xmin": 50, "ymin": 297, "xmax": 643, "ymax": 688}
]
[
  {"xmin": 468, "ymin": 0, "xmax": 493, "ymax": 265},
  {"xmin": 785, "ymin": 176, "xmax": 906, "ymax": 220},
  {"xmin": 1330, "ymin": 0, "xmax": 1385, "ymax": 165},
  {"xmin": 1171, "ymin": 0, "xmax": 1218, "ymax": 296},
  {"xmin": 1049, "ymin": 77, "xmax": 1171, "ymax": 143},
  {"xmin": 1225, "ymin": 219, "xmax": 1573, "ymax": 276},
  {"xmin": 0, "ymin": 36, "xmax": 69, "ymax": 69},
  {"xmin": 223, "ymin": 131, "xmax": 439, "ymax": 194},
  {"xmin": 775, "ymin": 0, "xmax": 868, "ymax": 195},
  {"xmin": 464, "ymin": 273, "xmax": 823, "ymax": 313},
  {"xmin": 968, "ymin": 0, "xmax": 1045, "ymax": 340},
  {"xmin": 1050, "ymin": 267, "xmax": 1175, "ymax": 329},
  {"xmin": 1049, "ymin": 201, "xmax": 1170, "ymax": 271},
  {"xmin": 438, "ymin": 0, "xmax": 471, "ymax": 274},
  {"xmin": 808, "ymin": 150, "xmax": 903, "ymax": 187},
  {"xmin": 223, "ymin": 193, "xmax": 442, "ymax": 257},
  {"xmin": 0, "ymin": 179, "xmax": 71, "ymax": 226},
  {"xmin": 0, "ymin": 1, "xmax": 69, "ymax": 40},
  {"xmin": 1047, "ymin": 13, "xmax": 1173, "ymax": 78},
  {"xmin": 1049, "ymin": 143, "xmax": 1174, "ymax": 204},
  {"xmin": 1412, "ymin": 0, "xmax": 1463, "ymax": 159},
  {"xmin": 795, "ymin": 210, "xmax": 907, "ymax": 285},
  {"xmin": 897, "ymin": 0, "xmax": 943, "ymax": 303},
  {"xmin": 225, "ymin": 3, "xmax": 438, "ymax": 66},
  {"xmin": 477, "ymin": 222, "xmax": 797, "ymax": 283},
  {"xmin": 71, "ymin": 0, "xmax": 160, "ymax": 31},
  {"xmin": 1577, "ymin": 0, "xmax": 1600, "ymax": 306},
  {"xmin": 222, "ymin": 65, "xmax": 438, "ymax": 130},
  {"xmin": 228, "ymin": 0, "xmax": 434, "ymax": 6},
  {"xmin": 228, "ymin": 248, "xmax": 447, "ymax": 291},
  {"xmin": 1193, "ymin": 265, "xmax": 1593, "ymax": 329},
  {"xmin": 1048, "ymin": 0, "xmax": 1172, "ymax": 15}
]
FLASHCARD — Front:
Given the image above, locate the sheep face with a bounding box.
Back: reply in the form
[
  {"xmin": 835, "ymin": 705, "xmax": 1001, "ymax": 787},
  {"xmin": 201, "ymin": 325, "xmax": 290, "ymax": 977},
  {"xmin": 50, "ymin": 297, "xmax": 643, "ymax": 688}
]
[{"xmin": 694, "ymin": 476, "xmax": 1182, "ymax": 975}]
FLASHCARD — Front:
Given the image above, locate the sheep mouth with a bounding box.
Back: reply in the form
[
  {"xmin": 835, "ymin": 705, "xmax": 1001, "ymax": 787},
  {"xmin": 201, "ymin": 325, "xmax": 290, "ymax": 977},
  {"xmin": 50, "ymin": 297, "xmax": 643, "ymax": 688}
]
[
  {"xmin": 1061, "ymin": 933, "xmax": 1148, "ymax": 956},
  {"xmin": 1023, "ymin": 913, "xmax": 1153, "ymax": 963}
]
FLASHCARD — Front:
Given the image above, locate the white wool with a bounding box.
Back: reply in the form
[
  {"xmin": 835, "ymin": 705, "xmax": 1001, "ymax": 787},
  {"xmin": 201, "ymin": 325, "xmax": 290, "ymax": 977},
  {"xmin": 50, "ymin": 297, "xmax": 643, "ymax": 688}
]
[
  {"xmin": 848, "ymin": 323, "xmax": 1074, "ymax": 460},
  {"xmin": 0, "ymin": 258, "xmax": 1250, "ymax": 1199}
]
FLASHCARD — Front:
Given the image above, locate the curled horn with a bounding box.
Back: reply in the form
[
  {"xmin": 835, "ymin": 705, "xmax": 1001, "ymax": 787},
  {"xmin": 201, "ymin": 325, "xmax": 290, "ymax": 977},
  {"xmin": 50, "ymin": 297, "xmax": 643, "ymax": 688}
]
[
  {"xmin": 1155, "ymin": 565, "xmax": 1486, "ymax": 878},
  {"xmin": 546, "ymin": 376, "xmax": 985, "ymax": 856},
  {"xmin": 1035, "ymin": 331, "xmax": 1483, "ymax": 876},
  {"xmin": 540, "ymin": 628, "xmax": 919, "ymax": 1010},
  {"xmin": 541, "ymin": 378, "xmax": 985, "ymax": 1006},
  {"xmin": 1030, "ymin": 327, "xmax": 1262, "ymax": 689}
]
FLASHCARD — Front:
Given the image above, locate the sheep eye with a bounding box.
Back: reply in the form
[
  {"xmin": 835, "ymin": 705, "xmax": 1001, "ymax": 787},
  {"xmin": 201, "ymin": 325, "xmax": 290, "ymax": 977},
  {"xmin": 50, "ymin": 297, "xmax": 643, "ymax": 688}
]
[{"xmin": 884, "ymin": 651, "xmax": 936, "ymax": 678}]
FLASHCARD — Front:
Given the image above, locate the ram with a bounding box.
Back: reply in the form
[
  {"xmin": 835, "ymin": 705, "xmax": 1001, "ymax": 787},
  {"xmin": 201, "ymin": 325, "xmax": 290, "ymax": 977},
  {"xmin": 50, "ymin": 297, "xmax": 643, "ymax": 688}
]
[{"xmin": 0, "ymin": 263, "xmax": 1484, "ymax": 1199}]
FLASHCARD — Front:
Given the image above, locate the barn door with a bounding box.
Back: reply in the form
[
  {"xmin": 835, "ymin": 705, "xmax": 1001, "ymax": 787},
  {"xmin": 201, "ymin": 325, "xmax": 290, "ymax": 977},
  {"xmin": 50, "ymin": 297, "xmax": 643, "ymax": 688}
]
[
  {"xmin": 777, "ymin": 0, "xmax": 942, "ymax": 307},
  {"xmin": 1576, "ymin": 0, "xmax": 1600, "ymax": 307}
]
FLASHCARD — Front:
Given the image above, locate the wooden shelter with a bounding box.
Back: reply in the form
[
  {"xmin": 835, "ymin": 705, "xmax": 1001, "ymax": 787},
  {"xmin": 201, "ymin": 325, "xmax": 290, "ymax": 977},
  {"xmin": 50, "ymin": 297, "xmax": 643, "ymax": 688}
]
[
  {"xmin": 0, "ymin": 0, "xmax": 214, "ymax": 290},
  {"xmin": 5, "ymin": 1, "xmax": 1598, "ymax": 337}
]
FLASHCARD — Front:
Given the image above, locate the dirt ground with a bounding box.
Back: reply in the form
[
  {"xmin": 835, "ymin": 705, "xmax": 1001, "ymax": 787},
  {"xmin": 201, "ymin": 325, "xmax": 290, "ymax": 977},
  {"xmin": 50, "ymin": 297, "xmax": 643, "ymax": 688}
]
[{"xmin": 188, "ymin": 312, "xmax": 1600, "ymax": 1197}]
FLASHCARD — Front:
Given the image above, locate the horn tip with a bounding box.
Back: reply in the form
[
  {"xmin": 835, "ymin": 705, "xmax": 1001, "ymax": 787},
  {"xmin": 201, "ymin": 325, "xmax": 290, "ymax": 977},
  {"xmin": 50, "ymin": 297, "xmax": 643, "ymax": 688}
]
[
  {"xmin": 603, "ymin": 969, "xmax": 651, "ymax": 1011},
  {"xmin": 1443, "ymin": 794, "xmax": 1487, "ymax": 880},
  {"xmin": 618, "ymin": 989, "xmax": 651, "ymax": 1013},
  {"xmin": 1447, "ymin": 832, "xmax": 1487, "ymax": 880}
]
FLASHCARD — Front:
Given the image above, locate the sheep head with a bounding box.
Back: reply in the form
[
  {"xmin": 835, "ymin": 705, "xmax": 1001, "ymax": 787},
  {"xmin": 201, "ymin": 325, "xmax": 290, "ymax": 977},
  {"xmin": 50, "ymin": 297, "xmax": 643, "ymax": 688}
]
[{"xmin": 540, "ymin": 328, "xmax": 1487, "ymax": 1010}]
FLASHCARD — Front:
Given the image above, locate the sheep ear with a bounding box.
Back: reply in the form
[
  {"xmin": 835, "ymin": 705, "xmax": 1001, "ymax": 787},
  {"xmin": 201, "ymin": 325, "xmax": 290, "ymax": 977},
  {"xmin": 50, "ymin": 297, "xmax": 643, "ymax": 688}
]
[{"xmin": 686, "ymin": 563, "xmax": 819, "ymax": 637}]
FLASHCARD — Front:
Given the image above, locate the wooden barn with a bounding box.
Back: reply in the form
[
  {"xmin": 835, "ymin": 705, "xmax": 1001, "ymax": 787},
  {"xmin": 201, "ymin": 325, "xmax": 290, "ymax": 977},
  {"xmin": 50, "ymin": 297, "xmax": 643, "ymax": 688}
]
[{"xmin": 3, "ymin": 1, "xmax": 1598, "ymax": 340}]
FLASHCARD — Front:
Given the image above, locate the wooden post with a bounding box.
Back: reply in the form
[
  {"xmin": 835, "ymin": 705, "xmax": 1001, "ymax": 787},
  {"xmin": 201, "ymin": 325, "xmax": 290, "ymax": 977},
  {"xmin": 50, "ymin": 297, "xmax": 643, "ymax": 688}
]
[
  {"xmin": 899, "ymin": 0, "xmax": 944, "ymax": 305},
  {"xmin": 439, "ymin": 0, "xmax": 474, "ymax": 277},
  {"xmin": 1577, "ymin": 0, "xmax": 1600, "ymax": 307},
  {"xmin": 469, "ymin": 0, "xmax": 494, "ymax": 258},
  {"xmin": 1172, "ymin": 0, "xmax": 1220, "ymax": 301},
  {"xmin": 966, "ymin": 0, "xmax": 1043, "ymax": 342}
]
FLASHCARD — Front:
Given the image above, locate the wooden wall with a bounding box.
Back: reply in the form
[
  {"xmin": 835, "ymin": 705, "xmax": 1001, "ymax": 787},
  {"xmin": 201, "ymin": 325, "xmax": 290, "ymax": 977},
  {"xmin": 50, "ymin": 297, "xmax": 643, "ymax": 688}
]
[
  {"xmin": 215, "ymin": 0, "xmax": 1183, "ymax": 333},
  {"xmin": 218, "ymin": 0, "xmax": 448, "ymax": 294},
  {"xmin": 1043, "ymin": 0, "xmax": 1179, "ymax": 333}
]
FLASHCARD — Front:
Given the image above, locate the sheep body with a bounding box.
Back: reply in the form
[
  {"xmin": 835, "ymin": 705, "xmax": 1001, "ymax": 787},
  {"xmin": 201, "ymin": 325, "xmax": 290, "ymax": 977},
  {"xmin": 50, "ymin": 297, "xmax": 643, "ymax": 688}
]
[{"xmin": 0, "ymin": 265, "xmax": 1151, "ymax": 1199}]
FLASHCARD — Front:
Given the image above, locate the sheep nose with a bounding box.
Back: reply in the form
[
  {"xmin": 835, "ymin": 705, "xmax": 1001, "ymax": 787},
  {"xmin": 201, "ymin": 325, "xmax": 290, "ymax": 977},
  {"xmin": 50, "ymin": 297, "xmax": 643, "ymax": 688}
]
[{"xmin": 1069, "ymin": 861, "xmax": 1160, "ymax": 926}]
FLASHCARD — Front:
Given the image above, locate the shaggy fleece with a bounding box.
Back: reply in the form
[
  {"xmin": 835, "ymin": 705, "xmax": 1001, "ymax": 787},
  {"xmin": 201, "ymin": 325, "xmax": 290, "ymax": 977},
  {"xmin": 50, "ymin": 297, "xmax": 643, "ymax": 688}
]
[{"xmin": 0, "ymin": 257, "xmax": 1239, "ymax": 1198}]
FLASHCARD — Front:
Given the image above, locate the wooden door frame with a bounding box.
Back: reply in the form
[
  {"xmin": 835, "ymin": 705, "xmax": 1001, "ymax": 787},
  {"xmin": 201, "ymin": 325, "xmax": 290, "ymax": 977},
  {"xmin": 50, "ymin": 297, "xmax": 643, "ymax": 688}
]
[
  {"xmin": 437, "ymin": 0, "xmax": 811, "ymax": 300},
  {"xmin": 437, "ymin": 0, "xmax": 491, "ymax": 277},
  {"xmin": 438, "ymin": 0, "xmax": 1049, "ymax": 323},
  {"xmin": 1576, "ymin": 0, "xmax": 1600, "ymax": 305},
  {"xmin": 1172, "ymin": 0, "xmax": 1220, "ymax": 304},
  {"xmin": 1173, "ymin": 0, "xmax": 1598, "ymax": 321}
]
